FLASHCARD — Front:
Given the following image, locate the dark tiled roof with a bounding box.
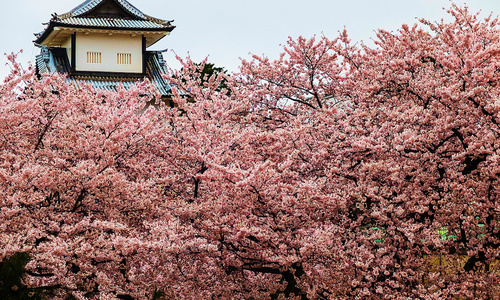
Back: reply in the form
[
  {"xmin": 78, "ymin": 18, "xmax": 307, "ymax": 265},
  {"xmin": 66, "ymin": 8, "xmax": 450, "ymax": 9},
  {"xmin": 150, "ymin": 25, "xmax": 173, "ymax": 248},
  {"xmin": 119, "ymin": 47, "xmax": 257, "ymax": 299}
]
[
  {"xmin": 57, "ymin": 0, "xmax": 172, "ymax": 24},
  {"xmin": 54, "ymin": 17, "xmax": 168, "ymax": 29},
  {"xmin": 65, "ymin": 0, "xmax": 147, "ymax": 20},
  {"xmin": 145, "ymin": 52, "xmax": 171, "ymax": 96},
  {"xmin": 36, "ymin": 47, "xmax": 171, "ymax": 97},
  {"xmin": 36, "ymin": 47, "xmax": 71, "ymax": 74},
  {"xmin": 34, "ymin": 0, "xmax": 174, "ymax": 45}
]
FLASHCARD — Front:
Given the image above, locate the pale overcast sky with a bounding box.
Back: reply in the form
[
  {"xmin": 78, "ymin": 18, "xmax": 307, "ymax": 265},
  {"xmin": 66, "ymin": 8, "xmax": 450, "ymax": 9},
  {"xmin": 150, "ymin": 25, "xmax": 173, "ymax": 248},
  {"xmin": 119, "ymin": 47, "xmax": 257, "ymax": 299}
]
[{"xmin": 0, "ymin": 0, "xmax": 499, "ymax": 79}]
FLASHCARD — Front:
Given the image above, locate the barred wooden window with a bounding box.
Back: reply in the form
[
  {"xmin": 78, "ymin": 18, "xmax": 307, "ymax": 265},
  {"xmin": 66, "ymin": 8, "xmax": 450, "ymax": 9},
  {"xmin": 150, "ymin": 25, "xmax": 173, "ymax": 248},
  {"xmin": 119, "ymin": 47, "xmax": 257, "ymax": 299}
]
[
  {"xmin": 117, "ymin": 53, "xmax": 132, "ymax": 65},
  {"xmin": 87, "ymin": 52, "xmax": 102, "ymax": 64}
]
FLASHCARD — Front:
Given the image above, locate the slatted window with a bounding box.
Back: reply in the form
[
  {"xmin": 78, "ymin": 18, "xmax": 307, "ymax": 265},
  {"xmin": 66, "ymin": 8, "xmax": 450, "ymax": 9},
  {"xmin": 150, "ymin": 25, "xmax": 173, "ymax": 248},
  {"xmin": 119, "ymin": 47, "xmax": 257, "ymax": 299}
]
[
  {"xmin": 87, "ymin": 52, "xmax": 102, "ymax": 64},
  {"xmin": 117, "ymin": 53, "xmax": 132, "ymax": 65}
]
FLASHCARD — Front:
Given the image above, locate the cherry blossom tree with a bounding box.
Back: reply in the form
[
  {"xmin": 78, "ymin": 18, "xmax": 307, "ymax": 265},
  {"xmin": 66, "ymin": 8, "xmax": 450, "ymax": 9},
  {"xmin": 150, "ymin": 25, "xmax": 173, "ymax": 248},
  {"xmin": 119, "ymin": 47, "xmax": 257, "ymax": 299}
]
[
  {"xmin": 235, "ymin": 4, "xmax": 500, "ymax": 299},
  {"xmin": 177, "ymin": 4, "xmax": 500, "ymax": 298},
  {"xmin": 2, "ymin": 4, "xmax": 500, "ymax": 299},
  {"xmin": 0, "ymin": 53, "xmax": 180, "ymax": 299}
]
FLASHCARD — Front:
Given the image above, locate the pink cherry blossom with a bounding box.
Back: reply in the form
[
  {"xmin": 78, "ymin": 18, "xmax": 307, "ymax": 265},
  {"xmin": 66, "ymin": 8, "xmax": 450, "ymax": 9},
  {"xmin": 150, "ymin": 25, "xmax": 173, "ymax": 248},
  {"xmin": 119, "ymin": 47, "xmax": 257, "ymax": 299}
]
[{"xmin": 1, "ymin": 4, "xmax": 500, "ymax": 299}]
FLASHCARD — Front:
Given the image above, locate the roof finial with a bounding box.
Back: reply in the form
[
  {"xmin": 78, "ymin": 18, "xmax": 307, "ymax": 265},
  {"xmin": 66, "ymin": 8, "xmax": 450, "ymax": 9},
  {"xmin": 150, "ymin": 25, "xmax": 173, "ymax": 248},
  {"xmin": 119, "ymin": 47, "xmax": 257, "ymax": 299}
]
[{"xmin": 51, "ymin": 13, "xmax": 59, "ymax": 21}]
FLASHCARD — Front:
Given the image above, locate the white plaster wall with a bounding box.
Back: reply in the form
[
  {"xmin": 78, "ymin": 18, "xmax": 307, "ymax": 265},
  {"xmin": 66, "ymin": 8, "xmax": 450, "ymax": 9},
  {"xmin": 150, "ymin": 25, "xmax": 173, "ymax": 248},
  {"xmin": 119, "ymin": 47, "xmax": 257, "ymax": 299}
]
[
  {"xmin": 75, "ymin": 33, "xmax": 142, "ymax": 73},
  {"xmin": 61, "ymin": 37, "xmax": 72, "ymax": 65}
]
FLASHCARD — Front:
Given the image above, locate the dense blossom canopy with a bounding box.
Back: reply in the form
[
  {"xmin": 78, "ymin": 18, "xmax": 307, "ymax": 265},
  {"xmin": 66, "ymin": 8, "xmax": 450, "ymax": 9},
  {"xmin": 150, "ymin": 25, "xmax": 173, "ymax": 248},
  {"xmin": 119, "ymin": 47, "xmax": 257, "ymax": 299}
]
[{"xmin": 1, "ymin": 4, "xmax": 500, "ymax": 299}]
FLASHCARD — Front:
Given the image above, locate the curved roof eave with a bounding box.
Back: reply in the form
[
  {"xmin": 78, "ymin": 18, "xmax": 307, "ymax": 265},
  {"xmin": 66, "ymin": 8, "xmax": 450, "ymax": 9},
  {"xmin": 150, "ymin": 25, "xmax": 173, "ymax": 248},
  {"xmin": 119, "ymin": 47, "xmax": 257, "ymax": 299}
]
[
  {"xmin": 34, "ymin": 0, "xmax": 174, "ymax": 47},
  {"xmin": 34, "ymin": 20, "xmax": 175, "ymax": 46}
]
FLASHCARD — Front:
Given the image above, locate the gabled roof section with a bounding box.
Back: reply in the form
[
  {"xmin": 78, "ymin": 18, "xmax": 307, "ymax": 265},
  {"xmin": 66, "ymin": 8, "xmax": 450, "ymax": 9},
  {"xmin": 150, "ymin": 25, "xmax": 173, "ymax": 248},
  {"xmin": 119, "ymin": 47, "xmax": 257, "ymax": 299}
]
[
  {"xmin": 34, "ymin": 0, "xmax": 175, "ymax": 47},
  {"xmin": 54, "ymin": 0, "xmax": 173, "ymax": 26},
  {"xmin": 60, "ymin": 0, "xmax": 150, "ymax": 21}
]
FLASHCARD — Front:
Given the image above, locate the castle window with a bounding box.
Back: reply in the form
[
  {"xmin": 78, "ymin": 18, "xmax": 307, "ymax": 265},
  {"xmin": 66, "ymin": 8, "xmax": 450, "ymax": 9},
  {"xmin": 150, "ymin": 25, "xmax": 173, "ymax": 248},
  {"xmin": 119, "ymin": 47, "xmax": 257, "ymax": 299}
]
[
  {"xmin": 117, "ymin": 53, "xmax": 132, "ymax": 65},
  {"xmin": 87, "ymin": 52, "xmax": 102, "ymax": 64}
]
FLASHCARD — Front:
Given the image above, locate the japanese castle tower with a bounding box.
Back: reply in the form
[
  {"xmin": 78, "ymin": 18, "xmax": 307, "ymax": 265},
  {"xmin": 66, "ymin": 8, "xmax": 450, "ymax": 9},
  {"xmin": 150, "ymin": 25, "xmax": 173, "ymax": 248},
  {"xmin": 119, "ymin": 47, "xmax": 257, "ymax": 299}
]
[{"xmin": 34, "ymin": 0, "xmax": 175, "ymax": 99}]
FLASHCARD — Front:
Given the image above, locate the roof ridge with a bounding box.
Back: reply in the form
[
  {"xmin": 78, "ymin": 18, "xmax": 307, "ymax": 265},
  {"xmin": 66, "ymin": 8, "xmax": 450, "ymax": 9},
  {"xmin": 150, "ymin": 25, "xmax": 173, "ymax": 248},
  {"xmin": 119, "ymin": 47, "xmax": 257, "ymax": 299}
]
[
  {"xmin": 58, "ymin": 0, "xmax": 99, "ymax": 19},
  {"xmin": 56, "ymin": 0, "xmax": 161, "ymax": 21}
]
